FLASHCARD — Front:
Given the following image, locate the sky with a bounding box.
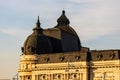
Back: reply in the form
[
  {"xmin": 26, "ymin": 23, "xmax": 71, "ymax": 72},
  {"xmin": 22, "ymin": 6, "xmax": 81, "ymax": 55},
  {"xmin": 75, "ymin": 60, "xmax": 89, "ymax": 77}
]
[{"xmin": 0, "ymin": 0, "xmax": 120, "ymax": 79}]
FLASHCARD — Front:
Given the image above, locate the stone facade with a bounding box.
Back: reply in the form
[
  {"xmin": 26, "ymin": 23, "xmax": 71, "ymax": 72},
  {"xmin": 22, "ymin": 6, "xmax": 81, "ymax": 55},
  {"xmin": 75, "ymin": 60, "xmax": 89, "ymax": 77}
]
[
  {"xmin": 19, "ymin": 50, "xmax": 120, "ymax": 80},
  {"xmin": 18, "ymin": 11, "xmax": 120, "ymax": 80},
  {"xmin": 19, "ymin": 51, "xmax": 89, "ymax": 80}
]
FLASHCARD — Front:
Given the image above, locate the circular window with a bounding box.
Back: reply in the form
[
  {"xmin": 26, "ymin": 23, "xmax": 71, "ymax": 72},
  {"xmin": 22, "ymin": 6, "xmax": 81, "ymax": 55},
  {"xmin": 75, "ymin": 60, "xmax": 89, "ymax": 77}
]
[
  {"xmin": 59, "ymin": 56, "xmax": 65, "ymax": 61},
  {"xmin": 44, "ymin": 58, "xmax": 49, "ymax": 62},
  {"xmin": 97, "ymin": 54, "xmax": 102, "ymax": 60},
  {"xmin": 75, "ymin": 56, "xmax": 80, "ymax": 60},
  {"xmin": 109, "ymin": 54, "xmax": 115, "ymax": 59}
]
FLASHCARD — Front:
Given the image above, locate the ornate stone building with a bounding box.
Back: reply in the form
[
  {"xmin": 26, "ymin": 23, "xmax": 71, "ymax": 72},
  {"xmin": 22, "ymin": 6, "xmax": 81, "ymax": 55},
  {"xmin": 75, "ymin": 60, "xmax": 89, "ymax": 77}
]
[{"xmin": 18, "ymin": 10, "xmax": 120, "ymax": 80}]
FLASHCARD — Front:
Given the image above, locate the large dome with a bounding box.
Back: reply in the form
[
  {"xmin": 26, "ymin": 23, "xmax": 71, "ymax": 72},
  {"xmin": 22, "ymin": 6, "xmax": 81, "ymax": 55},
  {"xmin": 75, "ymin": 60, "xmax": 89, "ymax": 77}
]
[
  {"xmin": 21, "ymin": 11, "xmax": 82, "ymax": 55},
  {"xmin": 21, "ymin": 17, "xmax": 52, "ymax": 55}
]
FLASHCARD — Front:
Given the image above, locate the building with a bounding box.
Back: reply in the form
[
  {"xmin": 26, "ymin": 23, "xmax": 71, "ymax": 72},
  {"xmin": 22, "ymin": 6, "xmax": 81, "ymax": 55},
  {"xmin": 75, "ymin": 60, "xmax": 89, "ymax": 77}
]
[{"xmin": 18, "ymin": 10, "xmax": 120, "ymax": 80}]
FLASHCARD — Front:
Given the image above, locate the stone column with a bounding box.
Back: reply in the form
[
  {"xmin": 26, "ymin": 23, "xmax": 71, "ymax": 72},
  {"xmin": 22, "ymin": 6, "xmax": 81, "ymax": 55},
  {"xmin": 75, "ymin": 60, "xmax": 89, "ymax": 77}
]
[
  {"xmin": 35, "ymin": 75, "xmax": 38, "ymax": 80},
  {"xmin": 19, "ymin": 76, "xmax": 22, "ymax": 80},
  {"xmin": 32, "ymin": 75, "xmax": 35, "ymax": 80},
  {"xmin": 51, "ymin": 74, "xmax": 53, "ymax": 80},
  {"xmin": 23, "ymin": 76, "xmax": 25, "ymax": 80},
  {"xmin": 38, "ymin": 74, "xmax": 39, "ymax": 80},
  {"xmin": 49, "ymin": 74, "xmax": 51, "ymax": 80},
  {"xmin": 63, "ymin": 74, "xmax": 65, "ymax": 80},
  {"xmin": 81, "ymin": 73, "xmax": 83, "ymax": 80}
]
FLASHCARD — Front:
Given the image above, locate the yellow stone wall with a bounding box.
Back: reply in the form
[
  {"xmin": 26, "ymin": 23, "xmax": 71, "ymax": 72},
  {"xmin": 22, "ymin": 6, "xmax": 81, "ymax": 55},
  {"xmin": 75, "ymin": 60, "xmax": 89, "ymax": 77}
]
[
  {"xmin": 32, "ymin": 62, "xmax": 88, "ymax": 80},
  {"xmin": 19, "ymin": 54, "xmax": 120, "ymax": 80},
  {"xmin": 19, "ymin": 55, "xmax": 88, "ymax": 80},
  {"xmin": 90, "ymin": 60, "xmax": 120, "ymax": 80}
]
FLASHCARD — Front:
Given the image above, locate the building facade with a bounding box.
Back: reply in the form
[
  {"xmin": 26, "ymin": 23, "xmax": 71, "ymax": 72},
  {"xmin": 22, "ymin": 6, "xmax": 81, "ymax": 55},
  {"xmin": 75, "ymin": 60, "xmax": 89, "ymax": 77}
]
[{"xmin": 18, "ymin": 10, "xmax": 120, "ymax": 80}]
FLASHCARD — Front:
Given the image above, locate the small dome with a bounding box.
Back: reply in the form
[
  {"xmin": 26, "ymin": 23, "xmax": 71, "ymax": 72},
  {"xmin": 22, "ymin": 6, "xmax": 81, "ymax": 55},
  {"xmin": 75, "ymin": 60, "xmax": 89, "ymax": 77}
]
[
  {"xmin": 57, "ymin": 10, "xmax": 70, "ymax": 26},
  {"xmin": 55, "ymin": 10, "xmax": 82, "ymax": 48},
  {"xmin": 21, "ymin": 17, "xmax": 52, "ymax": 55},
  {"xmin": 55, "ymin": 10, "xmax": 79, "ymax": 36}
]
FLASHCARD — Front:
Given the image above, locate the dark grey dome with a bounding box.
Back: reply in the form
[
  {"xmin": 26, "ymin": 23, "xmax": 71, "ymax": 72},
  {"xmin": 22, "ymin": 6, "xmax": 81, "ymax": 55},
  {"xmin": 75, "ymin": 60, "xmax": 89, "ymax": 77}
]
[
  {"xmin": 21, "ymin": 11, "xmax": 82, "ymax": 55},
  {"xmin": 21, "ymin": 17, "xmax": 52, "ymax": 55},
  {"xmin": 55, "ymin": 10, "xmax": 82, "ymax": 49},
  {"xmin": 55, "ymin": 10, "xmax": 80, "ymax": 36}
]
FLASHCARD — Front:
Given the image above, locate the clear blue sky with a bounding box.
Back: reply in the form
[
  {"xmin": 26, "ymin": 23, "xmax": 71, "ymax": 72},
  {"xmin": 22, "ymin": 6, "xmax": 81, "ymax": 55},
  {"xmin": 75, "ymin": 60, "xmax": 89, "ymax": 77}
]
[{"xmin": 0, "ymin": 0, "xmax": 120, "ymax": 79}]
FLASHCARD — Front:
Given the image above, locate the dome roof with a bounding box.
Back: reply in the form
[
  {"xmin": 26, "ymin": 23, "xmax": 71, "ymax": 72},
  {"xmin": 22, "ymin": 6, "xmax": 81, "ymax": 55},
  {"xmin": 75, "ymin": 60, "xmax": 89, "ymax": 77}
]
[
  {"xmin": 55, "ymin": 10, "xmax": 81, "ymax": 47},
  {"xmin": 55, "ymin": 10, "xmax": 78, "ymax": 36},
  {"xmin": 22, "ymin": 17, "xmax": 52, "ymax": 55},
  {"xmin": 57, "ymin": 10, "xmax": 70, "ymax": 26}
]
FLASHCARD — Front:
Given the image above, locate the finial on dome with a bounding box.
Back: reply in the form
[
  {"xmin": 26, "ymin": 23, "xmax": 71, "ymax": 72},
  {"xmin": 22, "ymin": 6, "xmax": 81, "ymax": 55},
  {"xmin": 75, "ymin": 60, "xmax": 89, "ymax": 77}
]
[
  {"xmin": 36, "ymin": 16, "xmax": 41, "ymax": 28},
  {"xmin": 33, "ymin": 16, "xmax": 43, "ymax": 32},
  {"xmin": 62, "ymin": 10, "xmax": 65, "ymax": 15},
  {"xmin": 37, "ymin": 16, "xmax": 40, "ymax": 23},
  {"xmin": 56, "ymin": 10, "xmax": 70, "ymax": 26}
]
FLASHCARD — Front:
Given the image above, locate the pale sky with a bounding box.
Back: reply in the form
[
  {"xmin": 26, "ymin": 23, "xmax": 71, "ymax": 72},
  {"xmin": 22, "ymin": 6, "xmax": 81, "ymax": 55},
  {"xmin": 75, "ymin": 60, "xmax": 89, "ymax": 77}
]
[{"xmin": 0, "ymin": 0, "xmax": 120, "ymax": 79}]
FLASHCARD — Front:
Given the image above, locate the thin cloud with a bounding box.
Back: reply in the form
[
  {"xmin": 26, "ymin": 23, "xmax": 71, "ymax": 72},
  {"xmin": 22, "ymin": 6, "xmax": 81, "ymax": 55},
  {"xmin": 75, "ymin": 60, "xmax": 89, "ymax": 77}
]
[
  {"xmin": 68, "ymin": 0, "xmax": 120, "ymax": 42},
  {"xmin": 0, "ymin": 0, "xmax": 120, "ymax": 79},
  {"xmin": 68, "ymin": 0, "xmax": 102, "ymax": 3},
  {"xmin": 0, "ymin": 0, "xmax": 120, "ymax": 42},
  {"xmin": 0, "ymin": 27, "xmax": 30, "ymax": 39}
]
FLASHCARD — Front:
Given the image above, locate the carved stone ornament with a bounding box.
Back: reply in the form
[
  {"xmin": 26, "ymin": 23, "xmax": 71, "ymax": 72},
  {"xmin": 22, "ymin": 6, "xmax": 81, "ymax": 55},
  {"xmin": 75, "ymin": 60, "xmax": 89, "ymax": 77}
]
[
  {"xmin": 75, "ymin": 55, "xmax": 80, "ymax": 60},
  {"xmin": 59, "ymin": 56, "xmax": 65, "ymax": 61},
  {"xmin": 97, "ymin": 54, "xmax": 102, "ymax": 60},
  {"xmin": 109, "ymin": 53, "xmax": 115, "ymax": 59},
  {"xmin": 44, "ymin": 57, "xmax": 49, "ymax": 62}
]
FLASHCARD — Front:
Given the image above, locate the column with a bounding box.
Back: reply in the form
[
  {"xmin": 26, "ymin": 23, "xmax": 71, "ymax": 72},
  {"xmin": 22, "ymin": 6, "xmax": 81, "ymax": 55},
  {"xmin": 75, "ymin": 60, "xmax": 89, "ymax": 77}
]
[
  {"xmin": 51, "ymin": 74, "xmax": 53, "ymax": 80},
  {"xmin": 38, "ymin": 74, "xmax": 39, "ymax": 80},
  {"xmin": 21, "ymin": 76, "xmax": 23, "ymax": 80},
  {"xmin": 61, "ymin": 74, "xmax": 63, "ymax": 80},
  {"xmin": 63, "ymin": 74, "xmax": 65, "ymax": 80},
  {"xmin": 36, "ymin": 75, "xmax": 38, "ymax": 80},
  {"xmin": 49, "ymin": 74, "xmax": 51, "ymax": 80},
  {"xmin": 19, "ymin": 76, "xmax": 22, "ymax": 80},
  {"xmin": 23, "ymin": 76, "xmax": 25, "ymax": 80},
  {"xmin": 35, "ymin": 75, "xmax": 36, "ymax": 80},
  {"xmin": 32, "ymin": 75, "xmax": 35, "ymax": 80},
  {"xmin": 81, "ymin": 73, "xmax": 83, "ymax": 80},
  {"xmin": 65, "ymin": 74, "xmax": 67, "ymax": 80}
]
